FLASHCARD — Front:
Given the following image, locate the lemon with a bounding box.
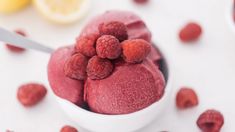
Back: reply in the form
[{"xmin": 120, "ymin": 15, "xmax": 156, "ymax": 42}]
[
  {"xmin": 33, "ymin": 0, "xmax": 90, "ymax": 24},
  {"xmin": 0, "ymin": 0, "xmax": 31, "ymax": 14}
]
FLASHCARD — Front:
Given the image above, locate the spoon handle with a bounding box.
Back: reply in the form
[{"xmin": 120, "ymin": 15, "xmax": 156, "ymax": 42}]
[{"xmin": 0, "ymin": 27, "xmax": 54, "ymax": 54}]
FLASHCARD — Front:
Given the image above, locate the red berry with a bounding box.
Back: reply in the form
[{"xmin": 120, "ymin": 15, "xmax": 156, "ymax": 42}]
[
  {"xmin": 87, "ymin": 56, "xmax": 113, "ymax": 80},
  {"xmin": 99, "ymin": 21, "xmax": 128, "ymax": 41},
  {"xmin": 197, "ymin": 109, "xmax": 224, "ymax": 132},
  {"xmin": 133, "ymin": 0, "xmax": 149, "ymax": 4},
  {"xmin": 75, "ymin": 34, "xmax": 99, "ymax": 57},
  {"xmin": 64, "ymin": 53, "xmax": 88, "ymax": 80},
  {"xmin": 17, "ymin": 83, "xmax": 47, "ymax": 107},
  {"xmin": 60, "ymin": 125, "xmax": 78, "ymax": 132},
  {"xmin": 176, "ymin": 87, "xmax": 198, "ymax": 109},
  {"xmin": 122, "ymin": 39, "xmax": 151, "ymax": 63},
  {"xmin": 179, "ymin": 22, "xmax": 202, "ymax": 42},
  {"xmin": 96, "ymin": 35, "xmax": 121, "ymax": 59},
  {"xmin": 15, "ymin": 30, "xmax": 26, "ymax": 36},
  {"xmin": 6, "ymin": 30, "xmax": 26, "ymax": 53},
  {"xmin": 6, "ymin": 44, "xmax": 25, "ymax": 53}
]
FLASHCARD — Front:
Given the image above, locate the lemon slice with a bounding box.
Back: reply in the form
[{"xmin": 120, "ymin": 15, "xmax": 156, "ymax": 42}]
[
  {"xmin": 33, "ymin": 0, "xmax": 90, "ymax": 24},
  {"xmin": 0, "ymin": 0, "xmax": 31, "ymax": 14}
]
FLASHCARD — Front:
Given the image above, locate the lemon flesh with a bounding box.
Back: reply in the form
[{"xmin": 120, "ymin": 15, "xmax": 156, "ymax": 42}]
[{"xmin": 34, "ymin": 0, "xmax": 90, "ymax": 24}]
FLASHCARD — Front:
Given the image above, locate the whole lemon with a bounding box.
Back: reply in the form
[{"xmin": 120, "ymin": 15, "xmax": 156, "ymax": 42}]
[{"xmin": 0, "ymin": 0, "xmax": 31, "ymax": 14}]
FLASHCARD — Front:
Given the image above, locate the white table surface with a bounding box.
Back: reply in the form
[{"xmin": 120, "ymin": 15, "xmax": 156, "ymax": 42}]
[{"xmin": 1, "ymin": 0, "xmax": 235, "ymax": 131}]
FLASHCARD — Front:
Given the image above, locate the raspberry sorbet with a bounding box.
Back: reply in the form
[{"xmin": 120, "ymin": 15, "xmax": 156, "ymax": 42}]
[{"xmin": 48, "ymin": 10, "xmax": 166, "ymax": 114}]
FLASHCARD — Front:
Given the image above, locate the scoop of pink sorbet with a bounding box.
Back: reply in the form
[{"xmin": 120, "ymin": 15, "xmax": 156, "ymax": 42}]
[
  {"xmin": 80, "ymin": 10, "xmax": 152, "ymax": 42},
  {"xmin": 85, "ymin": 59, "xmax": 165, "ymax": 114},
  {"xmin": 48, "ymin": 46, "xmax": 84, "ymax": 106}
]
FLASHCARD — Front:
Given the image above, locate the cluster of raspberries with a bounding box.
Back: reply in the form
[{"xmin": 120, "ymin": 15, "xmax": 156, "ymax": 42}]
[{"xmin": 64, "ymin": 21, "xmax": 151, "ymax": 80}]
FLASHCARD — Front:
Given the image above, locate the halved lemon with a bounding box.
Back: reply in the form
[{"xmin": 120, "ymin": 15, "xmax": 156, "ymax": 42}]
[
  {"xmin": 0, "ymin": 0, "xmax": 31, "ymax": 14},
  {"xmin": 33, "ymin": 0, "xmax": 90, "ymax": 24}
]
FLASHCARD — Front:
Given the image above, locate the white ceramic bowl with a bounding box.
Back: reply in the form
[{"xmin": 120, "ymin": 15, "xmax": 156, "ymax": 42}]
[
  {"xmin": 227, "ymin": 0, "xmax": 235, "ymax": 33},
  {"xmin": 55, "ymin": 43, "xmax": 173, "ymax": 132}
]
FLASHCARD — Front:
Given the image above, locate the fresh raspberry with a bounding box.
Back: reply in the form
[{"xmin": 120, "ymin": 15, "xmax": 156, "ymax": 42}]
[
  {"xmin": 197, "ymin": 109, "xmax": 224, "ymax": 132},
  {"xmin": 99, "ymin": 21, "xmax": 128, "ymax": 41},
  {"xmin": 96, "ymin": 35, "xmax": 121, "ymax": 59},
  {"xmin": 122, "ymin": 39, "xmax": 151, "ymax": 63},
  {"xmin": 87, "ymin": 56, "xmax": 113, "ymax": 80},
  {"xmin": 179, "ymin": 22, "xmax": 202, "ymax": 42},
  {"xmin": 60, "ymin": 125, "xmax": 78, "ymax": 132},
  {"xmin": 17, "ymin": 83, "xmax": 47, "ymax": 107},
  {"xmin": 176, "ymin": 87, "xmax": 198, "ymax": 109},
  {"xmin": 64, "ymin": 53, "xmax": 88, "ymax": 80},
  {"xmin": 133, "ymin": 0, "xmax": 149, "ymax": 4},
  {"xmin": 75, "ymin": 34, "xmax": 99, "ymax": 57},
  {"xmin": 6, "ymin": 30, "xmax": 26, "ymax": 53},
  {"xmin": 6, "ymin": 44, "xmax": 25, "ymax": 53},
  {"xmin": 15, "ymin": 30, "xmax": 26, "ymax": 36}
]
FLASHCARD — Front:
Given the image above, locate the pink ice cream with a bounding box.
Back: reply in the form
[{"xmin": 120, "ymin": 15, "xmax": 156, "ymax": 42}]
[
  {"xmin": 47, "ymin": 10, "xmax": 165, "ymax": 114},
  {"xmin": 81, "ymin": 10, "xmax": 161, "ymax": 63},
  {"xmin": 80, "ymin": 10, "xmax": 152, "ymax": 42},
  {"xmin": 82, "ymin": 10, "xmax": 164, "ymax": 114},
  {"xmin": 85, "ymin": 59, "xmax": 165, "ymax": 114},
  {"xmin": 48, "ymin": 46, "xmax": 84, "ymax": 106}
]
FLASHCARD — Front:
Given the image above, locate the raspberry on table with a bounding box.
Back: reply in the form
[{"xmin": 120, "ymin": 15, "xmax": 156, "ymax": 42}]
[
  {"xmin": 122, "ymin": 39, "xmax": 151, "ymax": 63},
  {"xmin": 99, "ymin": 21, "xmax": 128, "ymax": 42},
  {"xmin": 87, "ymin": 56, "xmax": 113, "ymax": 80},
  {"xmin": 75, "ymin": 34, "xmax": 99, "ymax": 57},
  {"xmin": 15, "ymin": 30, "xmax": 26, "ymax": 36},
  {"xmin": 64, "ymin": 53, "xmax": 88, "ymax": 80},
  {"xmin": 96, "ymin": 35, "xmax": 121, "ymax": 59},
  {"xmin": 179, "ymin": 22, "xmax": 202, "ymax": 42},
  {"xmin": 17, "ymin": 83, "xmax": 47, "ymax": 107},
  {"xmin": 133, "ymin": 0, "xmax": 149, "ymax": 4},
  {"xmin": 60, "ymin": 125, "xmax": 78, "ymax": 132},
  {"xmin": 176, "ymin": 87, "xmax": 199, "ymax": 109},
  {"xmin": 6, "ymin": 44, "xmax": 25, "ymax": 53},
  {"xmin": 5, "ymin": 30, "xmax": 26, "ymax": 53},
  {"xmin": 197, "ymin": 109, "xmax": 224, "ymax": 132}
]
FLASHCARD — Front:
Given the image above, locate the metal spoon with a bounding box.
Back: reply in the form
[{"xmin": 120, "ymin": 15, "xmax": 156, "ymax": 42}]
[{"xmin": 0, "ymin": 27, "xmax": 54, "ymax": 54}]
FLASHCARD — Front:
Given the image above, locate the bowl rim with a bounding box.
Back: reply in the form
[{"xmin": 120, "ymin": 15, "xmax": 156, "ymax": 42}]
[{"xmin": 56, "ymin": 41, "xmax": 173, "ymax": 119}]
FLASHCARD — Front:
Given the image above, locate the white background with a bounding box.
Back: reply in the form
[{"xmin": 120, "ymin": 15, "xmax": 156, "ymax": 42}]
[{"xmin": 0, "ymin": 0, "xmax": 235, "ymax": 131}]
